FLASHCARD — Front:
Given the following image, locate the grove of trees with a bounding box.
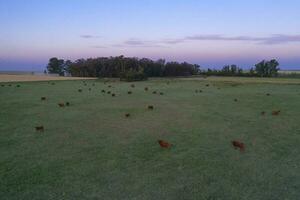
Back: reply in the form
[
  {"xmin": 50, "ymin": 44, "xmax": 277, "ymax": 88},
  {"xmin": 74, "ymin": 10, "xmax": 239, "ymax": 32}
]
[
  {"xmin": 46, "ymin": 56, "xmax": 200, "ymax": 78},
  {"xmin": 204, "ymin": 64, "xmax": 245, "ymax": 76},
  {"xmin": 203, "ymin": 60, "xmax": 280, "ymax": 77},
  {"xmin": 254, "ymin": 59, "xmax": 280, "ymax": 77},
  {"xmin": 46, "ymin": 57, "xmax": 68, "ymax": 76},
  {"xmin": 45, "ymin": 56, "xmax": 280, "ymax": 78}
]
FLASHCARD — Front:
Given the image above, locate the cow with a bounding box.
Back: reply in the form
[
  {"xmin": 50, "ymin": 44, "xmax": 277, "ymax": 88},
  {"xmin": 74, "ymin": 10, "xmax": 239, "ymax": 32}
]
[
  {"xmin": 158, "ymin": 140, "xmax": 172, "ymax": 148},
  {"xmin": 231, "ymin": 140, "xmax": 245, "ymax": 152},
  {"xmin": 148, "ymin": 105, "xmax": 154, "ymax": 110},
  {"xmin": 35, "ymin": 126, "xmax": 44, "ymax": 132},
  {"xmin": 58, "ymin": 103, "xmax": 65, "ymax": 107},
  {"xmin": 272, "ymin": 110, "xmax": 280, "ymax": 116}
]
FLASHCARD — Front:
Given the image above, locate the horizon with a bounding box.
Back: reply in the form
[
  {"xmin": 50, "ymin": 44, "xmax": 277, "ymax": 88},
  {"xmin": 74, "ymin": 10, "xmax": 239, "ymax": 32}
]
[{"xmin": 1, "ymin": 0, "xmax": 300, "ymax": 71}]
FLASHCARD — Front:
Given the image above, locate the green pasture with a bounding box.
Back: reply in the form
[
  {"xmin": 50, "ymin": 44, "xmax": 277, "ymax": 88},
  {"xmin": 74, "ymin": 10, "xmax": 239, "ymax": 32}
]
[{"xmin": 0, "ymin": 77, "xmax": 299, "ymax": 199}]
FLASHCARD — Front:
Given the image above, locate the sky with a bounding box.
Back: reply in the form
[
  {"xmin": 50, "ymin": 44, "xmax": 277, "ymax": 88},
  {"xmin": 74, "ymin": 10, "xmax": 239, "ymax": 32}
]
[{"xmin": 0, "ymin": 0, "xmax": 300, "ymax": 71}]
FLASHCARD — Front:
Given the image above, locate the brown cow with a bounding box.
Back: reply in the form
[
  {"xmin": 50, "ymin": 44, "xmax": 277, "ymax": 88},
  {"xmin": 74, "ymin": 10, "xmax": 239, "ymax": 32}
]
[
  {"xmin": 58, "ymin": 103, "xmax": 65, "ymax": 107},
  {"xmin": 158, "ymin": 140, "xmax": 172, "ymax": 148},
  {"xmin": 125, "ymin": 113, "xmax": 130, "ymax": 118},
  {"xmin": 35, "ymin": 126, "xmax": 44, "ymax": 132},
  {"xmin": 148, "ymin": 105, "xmax": 154, "ymax": 110},
  {"xmin": 272, "ymin": 110, "xmax": 280, "ymax": 116},
  {"xmin": 231, "ymin": 140, "xmax": 245, "ymax": 152}
]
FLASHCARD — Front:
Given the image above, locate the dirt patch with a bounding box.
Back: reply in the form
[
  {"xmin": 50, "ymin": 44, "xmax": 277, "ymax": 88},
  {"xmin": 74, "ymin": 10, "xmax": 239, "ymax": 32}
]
[{"xmin": 0, "ymin": 74, "xmax": 96, "ymax": 83}]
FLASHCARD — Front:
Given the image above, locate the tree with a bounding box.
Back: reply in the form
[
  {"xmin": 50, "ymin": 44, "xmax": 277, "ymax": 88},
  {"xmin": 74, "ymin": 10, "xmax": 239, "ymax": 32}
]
[
  {"xmin": 255, "ymin": 59, "xmax": 279, "ymax": 77},
  {"xmin": 46, "ymin": 57, "xmax": 65, "ymax": 76},
  {"xmin": 249, "ymin": 67, "xmax": 255, "ymax": 76},
  {"xmin": 221, "ymin": 64, "xmax": 242, "ymax": 76}
]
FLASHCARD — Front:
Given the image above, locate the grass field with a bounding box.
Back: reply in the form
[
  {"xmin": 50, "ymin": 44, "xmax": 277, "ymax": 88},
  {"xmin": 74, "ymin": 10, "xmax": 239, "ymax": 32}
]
[
  {"xmin": 1, "ymin": 77, "xmax": 300, "ymax": 199},
  {"xmin": 0, "ymin": 74, "xmax": 96, "ymax": 82}
]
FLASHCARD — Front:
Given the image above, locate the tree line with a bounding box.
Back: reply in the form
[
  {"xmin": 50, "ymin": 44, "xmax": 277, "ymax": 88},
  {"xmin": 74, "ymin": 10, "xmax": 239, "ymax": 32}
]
[
  {"xmin": 46, "ymin": 56, "xmax": 280, "ymax": 78},
  {"xmin": 202, "ymin": 59, "xmax": 279, "ymax": 77}
]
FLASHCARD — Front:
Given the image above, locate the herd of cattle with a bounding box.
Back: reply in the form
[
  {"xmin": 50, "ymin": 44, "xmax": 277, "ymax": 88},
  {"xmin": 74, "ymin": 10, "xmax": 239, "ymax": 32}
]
[{"xmin": 1, "ymin": 80, "xmax": 280, "ymax": 152}]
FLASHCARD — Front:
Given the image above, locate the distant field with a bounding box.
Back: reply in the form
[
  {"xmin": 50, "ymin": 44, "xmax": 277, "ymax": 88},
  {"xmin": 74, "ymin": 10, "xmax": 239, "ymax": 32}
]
[
  {"xmin": 279, "ymin": 70, "xmax": 300, "ymax": 74},
  {"xmin": 184, "ymin": 76, "xmax": 300, "ymax": 84},
  {"xmin": 278, "ymin": 70, "xmax": 300, "ymax": 78},
  {"xmin": 0, "ymin": 74, "xmax": 96, "ymax": 82},
  {"xmin": 0, "ymin": 77, "xmax": 299, "ymax": 199}
]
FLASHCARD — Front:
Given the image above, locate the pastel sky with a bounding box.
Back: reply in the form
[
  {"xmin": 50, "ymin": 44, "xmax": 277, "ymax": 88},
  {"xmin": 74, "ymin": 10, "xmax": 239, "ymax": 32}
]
[{"xmin": 1, "ymin": 0, "xmax": 300, "ymax": 71}]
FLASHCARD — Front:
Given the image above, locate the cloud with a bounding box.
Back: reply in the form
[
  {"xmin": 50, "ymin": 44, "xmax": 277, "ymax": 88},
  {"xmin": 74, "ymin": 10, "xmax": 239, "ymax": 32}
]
[
  {"xmin": 261, "ymin": 34, "xmax": 300, "ymax": 44},
  {"xmin": 113, "ymin": 34, "xmax": 300, "ymax": 48},
  {"xmin": 171, "ymin": 34, "xmax": 300, "ymax": 45},
  {"xmin": 80, "ymin": 34, "xmax": 101, "ymax": 39},
  {"xmin": 162, "ymin": 38, "xmax": 186, "ymax": 44},
  {"xmin": 91, "ymin": 45, "xmax": 107, "ymax": 48},
  {"xmin": 114, "ymin": 39, "xmax": 166, "ymax": 48},
  {"xmin": 124, "ymin": 39, "xmax": 147, "ymax": 45},
  {"xmin": 185, "ymin": 35, "xmax": 261, "ymax": 42}
]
